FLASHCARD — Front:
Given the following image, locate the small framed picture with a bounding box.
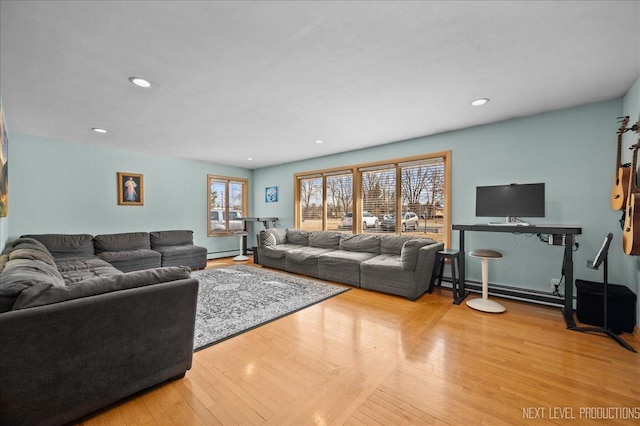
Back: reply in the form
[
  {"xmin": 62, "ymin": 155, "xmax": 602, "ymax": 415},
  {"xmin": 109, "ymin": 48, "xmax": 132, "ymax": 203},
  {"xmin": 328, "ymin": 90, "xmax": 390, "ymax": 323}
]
[
  {"xmin": 117, "ymin": 172, "xmax": 144, "ymax": 205},
  {"xmin": 265, "ymin": 186, "xmax": 278, "ymax": 203}
]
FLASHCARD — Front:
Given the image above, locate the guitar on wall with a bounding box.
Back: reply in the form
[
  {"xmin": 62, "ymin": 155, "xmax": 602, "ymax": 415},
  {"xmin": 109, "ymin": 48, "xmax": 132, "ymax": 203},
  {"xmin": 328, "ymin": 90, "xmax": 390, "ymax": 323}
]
[
  {"xmin": 610, "ymin": 116, "xmax": 630, "ymax": 211},
  {"xmin": 622, "ymin": 139, "xmax": 640, "ymax": 255}
]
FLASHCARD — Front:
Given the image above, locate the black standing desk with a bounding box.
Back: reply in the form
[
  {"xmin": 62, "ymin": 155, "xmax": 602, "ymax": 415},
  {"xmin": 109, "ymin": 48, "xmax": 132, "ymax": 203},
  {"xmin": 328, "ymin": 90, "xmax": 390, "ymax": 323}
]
[{"xmin": 452, "ymin": 224, "xmax": 582, "ymax": 328}]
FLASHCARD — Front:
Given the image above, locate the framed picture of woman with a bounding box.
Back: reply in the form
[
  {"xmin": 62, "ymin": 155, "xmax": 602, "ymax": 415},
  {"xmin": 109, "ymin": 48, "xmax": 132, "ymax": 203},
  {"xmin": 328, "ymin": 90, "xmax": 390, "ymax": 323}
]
[{"xmin": 117, "ymin": 172, "xmax": 144, "ymax": 205}]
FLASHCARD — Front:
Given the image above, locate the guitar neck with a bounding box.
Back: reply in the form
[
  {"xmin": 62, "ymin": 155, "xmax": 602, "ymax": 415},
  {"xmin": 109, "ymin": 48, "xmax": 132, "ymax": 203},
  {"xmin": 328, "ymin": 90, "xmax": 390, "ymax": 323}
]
[
  {"xmin": 616, "ymin": 133, "xmax": 623, "ymax": 168},
  {"xmin": 631, "ymin": 145, "xmax": 640, "ymax": 195}
]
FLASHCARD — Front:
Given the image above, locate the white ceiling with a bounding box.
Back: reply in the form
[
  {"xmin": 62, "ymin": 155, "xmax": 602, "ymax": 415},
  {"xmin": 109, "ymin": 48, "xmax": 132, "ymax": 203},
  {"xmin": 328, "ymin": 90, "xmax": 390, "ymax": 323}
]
[{"xmin": 1, "ymin": 1, "xmax": 639, "ymax": 169}]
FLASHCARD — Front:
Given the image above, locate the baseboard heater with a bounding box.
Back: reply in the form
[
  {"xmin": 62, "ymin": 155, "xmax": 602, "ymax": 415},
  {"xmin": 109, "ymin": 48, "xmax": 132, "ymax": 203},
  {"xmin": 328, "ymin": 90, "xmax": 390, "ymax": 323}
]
[
  {"xmin": 438, "ymin": 277, "xmax": 564, "ymax": 308},
  {"xmin": 207, "ymin": 249, "xmax": 242, "ymax": 259},
  {"xmin": 207, "ymin": 248, "xmax": 255, "ymax": 259}
]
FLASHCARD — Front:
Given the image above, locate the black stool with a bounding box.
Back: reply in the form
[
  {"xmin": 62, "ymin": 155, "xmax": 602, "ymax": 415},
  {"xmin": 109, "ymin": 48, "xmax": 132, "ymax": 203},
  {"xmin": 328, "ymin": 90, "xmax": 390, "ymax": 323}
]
[{"xmin": 429, "ymin": 249, "xmax": 462, "ymax": 303}]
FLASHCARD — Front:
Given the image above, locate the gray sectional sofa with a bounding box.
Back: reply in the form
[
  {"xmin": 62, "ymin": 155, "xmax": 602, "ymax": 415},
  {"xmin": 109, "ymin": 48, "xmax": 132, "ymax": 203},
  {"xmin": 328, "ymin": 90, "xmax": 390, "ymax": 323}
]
[
  {"xmin": 93, "ymin": 230, "xmax": 207, "ymax": 271},
  {"xmin": 0, "ymin": 232, "xmax": 204, "ymax": 426},
  {"xmin": 257, "ymin": 229, "xmax": 444, "ymax": 300}
]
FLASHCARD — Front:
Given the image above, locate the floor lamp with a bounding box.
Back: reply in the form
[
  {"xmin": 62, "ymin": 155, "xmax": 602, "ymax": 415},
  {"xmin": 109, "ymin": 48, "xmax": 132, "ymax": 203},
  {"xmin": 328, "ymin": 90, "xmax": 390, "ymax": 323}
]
[{"xmin": 570, "ymin": 233, "xmax": 636, "ymax": 352}]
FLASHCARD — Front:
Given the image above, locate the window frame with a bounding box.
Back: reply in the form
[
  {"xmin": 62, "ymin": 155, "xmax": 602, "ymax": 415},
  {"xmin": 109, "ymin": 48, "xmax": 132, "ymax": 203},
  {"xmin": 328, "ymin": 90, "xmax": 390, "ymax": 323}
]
[
  {"xmin": 294, "ymin": 151, "xmax": 451, "ymax": 247},
  {"xmin": 207, "ymin": 174, "xmax": 249, "ymax": 237}
]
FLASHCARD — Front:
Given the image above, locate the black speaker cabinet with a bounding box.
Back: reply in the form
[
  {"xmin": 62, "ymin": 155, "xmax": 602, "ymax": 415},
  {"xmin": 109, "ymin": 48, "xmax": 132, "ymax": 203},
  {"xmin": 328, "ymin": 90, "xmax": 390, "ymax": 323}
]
[{"xmin": 576, "ymin": 279, "xmax": 637, "ymax": 333}]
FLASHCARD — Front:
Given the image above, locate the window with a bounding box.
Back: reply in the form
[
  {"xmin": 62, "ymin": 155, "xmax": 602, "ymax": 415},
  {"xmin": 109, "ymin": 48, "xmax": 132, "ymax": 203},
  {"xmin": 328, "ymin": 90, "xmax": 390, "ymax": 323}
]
[
  {"xmin": 326, "ymin": 171, "xmax": 353, "ymax": 232},
  {"xmin": 298, "ymin": 176, "xmax": 323, "ymax": 232},
  {"xmin": 297, "ymin": 171, "xmax": 354, "ymax": 232},
  {"xmin": 208, "ymin": 175, "xmax": 248, "ymax": 236},
  {"xmin": 362, "ymin": 165, "xmax": 396, "ymax": 232},
  {"xmin": 294, "ymin": 151, "xmax": 451, "ymax": 246}
]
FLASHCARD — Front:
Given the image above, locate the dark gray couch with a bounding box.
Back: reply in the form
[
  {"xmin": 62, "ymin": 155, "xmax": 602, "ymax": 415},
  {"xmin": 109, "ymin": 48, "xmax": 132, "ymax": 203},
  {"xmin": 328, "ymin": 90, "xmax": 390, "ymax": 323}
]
[
  {"xmin": 93, "ymin": 230, "xmax": 207, "ymax": 272},
  {"xmin": 150, "ymin": 230, "xmax": 208, "ymax": 269},
  {"xmin": 0, "ymin": 235, "xmax": 200, "ymax": 426},
  {"xmin": 257, "ymin": 229, "xmax": 443, "ymax": 300},
  {"xmin": 94, "ymin": 231, "xmax": 162, "ymax": 272}
]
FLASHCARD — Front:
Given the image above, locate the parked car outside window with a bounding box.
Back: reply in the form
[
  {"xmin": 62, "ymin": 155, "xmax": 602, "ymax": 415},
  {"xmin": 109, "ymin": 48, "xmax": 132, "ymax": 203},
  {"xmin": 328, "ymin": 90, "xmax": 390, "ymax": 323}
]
[
  {"xmin": 340, "ymin": 211, "xmax": 379, "ymax": 229},
  {"xmin": 380, "ymin": 212, "xmax": 419, "ymax": 232},
  {"xmin": 211, "ymin": 209, "xmax": 244, "ymax": 231}
]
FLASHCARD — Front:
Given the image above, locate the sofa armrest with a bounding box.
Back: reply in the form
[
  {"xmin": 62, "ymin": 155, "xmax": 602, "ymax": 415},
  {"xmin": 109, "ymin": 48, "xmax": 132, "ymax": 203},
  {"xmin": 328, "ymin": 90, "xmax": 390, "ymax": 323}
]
[
  {"xmin": 0, "ymin": 277, "xmax": 199, "ymax": 426},
  {"xmin": 410, "ymin": 242, "xmax": 445, "ymax": 299}
]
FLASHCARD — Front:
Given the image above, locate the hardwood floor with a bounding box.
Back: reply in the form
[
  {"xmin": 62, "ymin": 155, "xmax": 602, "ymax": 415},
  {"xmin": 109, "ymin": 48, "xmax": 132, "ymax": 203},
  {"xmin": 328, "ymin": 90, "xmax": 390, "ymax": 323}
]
[{"xmin": 77, "ymin": 258, "xmax": 640, "ymax": 425}]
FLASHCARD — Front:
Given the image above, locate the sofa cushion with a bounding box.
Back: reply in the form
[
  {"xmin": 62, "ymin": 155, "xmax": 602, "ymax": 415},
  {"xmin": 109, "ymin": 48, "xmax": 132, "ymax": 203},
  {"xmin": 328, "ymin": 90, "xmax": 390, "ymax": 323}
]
[
  {"xmin": 6, "ymin": 239, "xmax": 57, "ymax": 268},
  {"xmin": 360, "ymin": 253, "xmax": 418, "ymax": 297},
  {"xmin": 96, "ymin": 249, "xmax": 161, "ymax": 273},
  {"xmin": 6, "ymin": 237, "xmax": 51, "ymax": 254},
  {"xmin": 11, "ymin": 266, "xmax": 192, "ymax": 310},
  {"xmin": 286, "ymin": 246, "xmax": 333, "ymax": 263},
  {"xmin": 286, "ymin": 229, "xmax": 310, "ymax": 246},
  {"xmin": 339, "ymin": 234, "xmax": 381, "ymax": 254},
  {"xmin": 400, "ymin": 238, "xmax": 436, "ymax": 271},
  {"xmin": 0, "ymin": 259, "xmax": 66, "ymax": 312},
  {"xmin": 150, "ymin": 230, "xmax": 193, "ymax": 247},
  {"xmin": 309, "ymin": 231, "xmax": 342, "ymax": 249},
  {"xmin": 285, "ymin": 246, "xmax": 333, "ymax": 277},
  {"xmin": 2, "ymin": 258, "xmax": 64, "ymax": 282},
  {"xmin": 22, "ymin": 234, "xmax": 95, "ymax": 258},
  {"xmin": 153, "ymin": 245, "xmax": 207, "ymax": 269},
  {"xmin": 380, "ymin": 235, "xmax": 417, "ymax": 255},
  {"xmin": 260, "ymin": 244, "xmax": 303, "ymax": 259},
  {"xmin": 55, "ymin": 257, "xmax": 123, "ymax": 284},
  {"xmin": 94, "ymin": 232, "xmax": 151, "ymax": 252},
  {"xmin": 317, "ymin": 250, "xmax": 378, "ymax": 287}
]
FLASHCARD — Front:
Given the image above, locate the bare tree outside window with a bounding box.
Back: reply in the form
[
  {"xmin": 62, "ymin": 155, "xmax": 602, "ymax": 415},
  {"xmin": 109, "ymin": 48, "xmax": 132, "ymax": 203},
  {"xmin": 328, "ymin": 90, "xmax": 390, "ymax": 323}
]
[
  {"xmin": 295, "ymin": 153, "xmax": 449, "ymax": 245},
  {"xmin": 299, "ymin": 177, "xmax": 323, "ymax": 231},
  {"xmin": 208, "ymin": 175, "xmax": 248, "ymax": 236},
  {"xmin": 326, "ymin": 173, "xmax": 353, "ymax": 231}
]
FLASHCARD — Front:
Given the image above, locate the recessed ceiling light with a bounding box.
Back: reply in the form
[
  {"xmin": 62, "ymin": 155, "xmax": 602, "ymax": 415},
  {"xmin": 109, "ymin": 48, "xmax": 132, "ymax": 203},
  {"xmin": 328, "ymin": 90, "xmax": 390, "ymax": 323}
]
[
  {"xmin": 471, "ymin": 98, "xmax": 490, "ymax": 106},
  {"xmin": 128, "ymin": 77, "xmax": 151, "ymax": 88},
  {"xmin": 315, "ymin": 140, "xmax": 325, "ymax": 144},
  {"xmin": 92, "ymin": 127, "xmax": 108, "ymax": 133}
]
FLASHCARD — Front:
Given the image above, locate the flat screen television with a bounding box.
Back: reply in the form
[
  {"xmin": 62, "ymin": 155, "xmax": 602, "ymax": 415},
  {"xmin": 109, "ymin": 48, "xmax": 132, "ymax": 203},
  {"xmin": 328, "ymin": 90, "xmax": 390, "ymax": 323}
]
[{"xmin": 475, "ymin": 183, "xmax": 545, "ymax": 224}]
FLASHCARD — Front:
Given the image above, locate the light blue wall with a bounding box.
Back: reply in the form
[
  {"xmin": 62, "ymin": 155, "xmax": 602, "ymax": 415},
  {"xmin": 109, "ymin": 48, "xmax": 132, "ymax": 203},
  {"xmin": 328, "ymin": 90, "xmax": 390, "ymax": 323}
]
[
  {"xmin": 253, "ymin": 99, "xmax": 625, "ymax": 296},
  {"xmin": 6, "ymin": 93, "xmax": 639, "ymax": 318},
  {"xmin": 8, "ymin": 133, "xmax": 252, "ymax": 258},
  {"xmin": 622, "ymin": 76, "xmax": 640, "ymax": 326}
]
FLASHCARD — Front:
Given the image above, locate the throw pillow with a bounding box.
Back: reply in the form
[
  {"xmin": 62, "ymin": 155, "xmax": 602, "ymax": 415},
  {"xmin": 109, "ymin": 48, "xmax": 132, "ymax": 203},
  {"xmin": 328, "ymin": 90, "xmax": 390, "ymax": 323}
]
[
  {"xmin": 265, "ymin": 228, "xmax": 287, "ymax": 245},
  {"xmin": 262, "ymin": 231, "xmax": 277, "ymax": 247}
]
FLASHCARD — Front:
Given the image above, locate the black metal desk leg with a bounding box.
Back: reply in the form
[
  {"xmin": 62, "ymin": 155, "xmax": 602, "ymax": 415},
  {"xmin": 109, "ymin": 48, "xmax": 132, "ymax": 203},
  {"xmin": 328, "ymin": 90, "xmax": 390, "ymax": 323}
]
[
  {"xmin": 454, "ymin": 230, "xmax": 469, "ymax": 305},
  {"xmin": 562, "ymin": 234, "xmax": 577, "ymax": 328}
]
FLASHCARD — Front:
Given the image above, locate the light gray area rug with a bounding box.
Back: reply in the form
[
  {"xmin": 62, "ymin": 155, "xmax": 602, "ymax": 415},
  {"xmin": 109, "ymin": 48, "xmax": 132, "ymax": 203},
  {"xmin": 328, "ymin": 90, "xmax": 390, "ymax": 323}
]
[{"xmin": 191, "ymin": 265, "xmax": 349, "ymax": 351}]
